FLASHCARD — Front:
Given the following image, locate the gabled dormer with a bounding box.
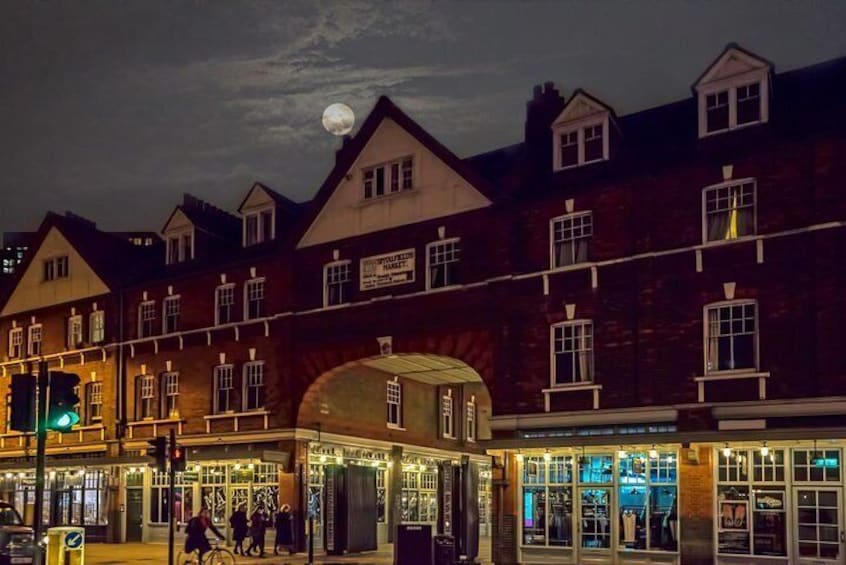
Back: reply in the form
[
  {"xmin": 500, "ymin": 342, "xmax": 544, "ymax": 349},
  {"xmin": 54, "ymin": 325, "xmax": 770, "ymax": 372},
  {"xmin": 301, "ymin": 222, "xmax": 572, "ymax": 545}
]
[
  {"xmin": 694, "ymin": 44, "xmax": 772, "ymax": 138},
  {"xmin": 551, "ymin": 90, "xmax": 614, "ymax": 171},
  {"xmin": 237, "ymin": 182, "xmax": 298, "ymax": 247},
  {"xmin": 162, "ymin": 194, "xmax": 240, "ymax": 264}
]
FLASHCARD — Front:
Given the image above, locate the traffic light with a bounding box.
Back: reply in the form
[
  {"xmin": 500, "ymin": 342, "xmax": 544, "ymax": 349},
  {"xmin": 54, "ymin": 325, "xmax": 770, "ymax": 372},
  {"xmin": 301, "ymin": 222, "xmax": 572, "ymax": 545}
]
[
  {"xmin": 46, "ymin": 372, "xmax": 80, "ymax": 432},
  {"xmin": 147, "ymin": 436, "xmax": 167, "ymax": 472},
  {"xmin": 8, "ymin": 374, "xmax": 36, "ymax": 432},
  {"xmin": 171, "ymin": 444, "xmax": 187, "ymax": 473}
]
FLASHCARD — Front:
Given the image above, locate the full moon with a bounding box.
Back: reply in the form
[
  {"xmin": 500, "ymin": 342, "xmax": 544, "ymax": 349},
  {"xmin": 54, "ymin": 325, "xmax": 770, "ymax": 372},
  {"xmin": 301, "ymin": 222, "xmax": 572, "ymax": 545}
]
[{"xmin": 322, "ymin": 103, "xmax": 355, "ymax": 136}]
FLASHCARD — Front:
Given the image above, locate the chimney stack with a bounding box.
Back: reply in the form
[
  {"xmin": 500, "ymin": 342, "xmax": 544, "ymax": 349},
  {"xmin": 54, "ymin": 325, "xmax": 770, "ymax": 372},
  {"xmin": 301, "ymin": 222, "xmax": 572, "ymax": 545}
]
[{"xmin": 525, "ymin": 82, "xmax": 566, "ymax": 179}]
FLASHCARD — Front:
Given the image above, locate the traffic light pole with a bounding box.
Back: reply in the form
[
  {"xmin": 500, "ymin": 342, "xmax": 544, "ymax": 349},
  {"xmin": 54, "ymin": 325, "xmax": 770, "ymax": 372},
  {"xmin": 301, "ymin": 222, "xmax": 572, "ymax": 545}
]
[
  {"xmin": 168, "ymin": 428, "xmax": 176, "ymax": 565},
  {"xmin": 32, "ymin": 361, "xmax": 48, "ymax": 565}
]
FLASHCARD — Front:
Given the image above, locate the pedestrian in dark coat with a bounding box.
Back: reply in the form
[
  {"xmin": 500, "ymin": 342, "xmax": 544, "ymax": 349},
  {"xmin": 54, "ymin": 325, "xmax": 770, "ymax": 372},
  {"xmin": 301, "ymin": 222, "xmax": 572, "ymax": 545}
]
[
  {"xmin": 229, "ymin": 504, "xmax": 249, "ymax": 555},
  {"xmin": 247, "ymin": 508, "xmax": 269, "ymax": 557},
  {"xmin": 274, "ymin": 504, "xmax": 294, "ymax": 555}
]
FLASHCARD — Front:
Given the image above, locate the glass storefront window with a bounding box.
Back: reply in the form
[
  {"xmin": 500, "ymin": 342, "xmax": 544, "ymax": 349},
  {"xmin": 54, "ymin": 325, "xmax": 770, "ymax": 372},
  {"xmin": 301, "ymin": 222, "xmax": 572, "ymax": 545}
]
[
  {"xmin": 151, "ymin": 471, "xmax": 193, "ymax": 524},
  {"xmin": 580, "ymin": 487, "xmax": 611, "ymax": 549},
  {"xmin": 521, "ymin": 456, "xmax": 573, "ymax": 548},
  {"xmin": 717, "ymin": 448, "xmax": 787, "ymax": 558},
  {"xmin": 793, "ymin": 449, "xmax": 841, "ymax": 483},
  {"xmin": 2, "ymin": 470, "xmax": 108, "ymax": 527},
  {"xmin": 578, "ymin": 455, "xmax": 613, "ymax": 484},
  {"xmin": 618, "ymin": 453, "xmax": 677, "ymax": 552},
  {"xmin": 402, "ymin": 468, "xmax": 437, "ymax": 524}
]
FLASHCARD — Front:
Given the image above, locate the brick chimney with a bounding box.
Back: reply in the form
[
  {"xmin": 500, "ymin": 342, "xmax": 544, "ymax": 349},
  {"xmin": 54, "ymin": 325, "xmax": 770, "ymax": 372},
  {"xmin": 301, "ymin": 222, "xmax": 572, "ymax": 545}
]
[
  {"xmin": 336, "ymin": 134, "xmax": 353, "ymax": 164},
  {"xmin": 525, "ymin": 82, "xmax": 566, "ymax": 178}
]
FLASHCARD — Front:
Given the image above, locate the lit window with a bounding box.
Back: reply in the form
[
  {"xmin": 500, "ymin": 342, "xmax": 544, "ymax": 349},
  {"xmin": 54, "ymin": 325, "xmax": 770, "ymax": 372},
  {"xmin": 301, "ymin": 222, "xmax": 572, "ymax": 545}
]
[
  {"xmin": 551, "ymin": 212, "xmax": 592, "ymax": 268},
  {"xmin": 703, "ymin": 180, "xmax": 756, "ymax": 242},
  {"xmin": 89, "ymin": 310, "xmax": 105, "ymax": 344},
  {"xmin": 163, "ymin": 296, "xmax": 181, "ymax": 334},
  {"xmin": 67, "ymin": 315, "xmax": 83, "ymax": 349},
  {"xmin": 426, "ymin": 239, "xmax": 460, "ymax": 289},
  {"xmin": 27, "ymin": 325, "xmax": 42, "ymax": 357},
  {"xmin": 362, "ymin": 157, "xmax": 414, "ymax": 200},
  {"xmin": 86, "ymin": 382, "xmax": 103, "ymax": 424},
  {"xmin": 705, "ymin": 302, "xmax": 757, "ymax": 373},
  {"xmin": 243, "ymin": 362, "xmax": 265, "ymax": 411},
  {"xmin": 43, "ymin": 256, "xmax": 69, "ymax": 281},
  {"xmin": 138, "ymin": 300, "xmax": 156, "ymax": 338},
  {"xmin": 441, "ymin": 393, "xmax": 455, "ymax": 439},
  {"xmin": 245, "ymin": 278, "xmax": 265, "ymax": 320},
  {"xmin": 215, "ymin": 284, "xmax": 235, "ymax": 325},
  {"xmin": 213, "ymin": 365, "xmax": 234, "ymax": 414},
  {"xmin": 387, "ymin": 380, "xmax": 402, "ymax": 428},
  {"xmin": 466, "ymin": 398, "xmax": 476, "ymax": 442},
  {"xmin": 8, "ymin": 328, "xmax": 22, "ymax": 359},
  {"xmin": 161, "ymin": 372, "xmax": 179, "ymax": 418},
  {"xmin": 551, "ymin": 321, "xmax": 593, "ymax": 386},
  {"xmin": 137, "ymin": 375, "xmax": 156, "ymax": 420},
  {"xmin": 324, "ymin": 261, "xmax": 351, "ymax": 307}
]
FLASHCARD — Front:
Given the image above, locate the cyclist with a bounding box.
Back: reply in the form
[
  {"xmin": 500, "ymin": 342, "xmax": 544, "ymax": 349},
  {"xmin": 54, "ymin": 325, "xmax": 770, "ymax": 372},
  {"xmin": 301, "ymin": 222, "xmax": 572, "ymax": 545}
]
[{"xmin": 185, "ymin": 507, "xmax": 224, "ymax": 562}]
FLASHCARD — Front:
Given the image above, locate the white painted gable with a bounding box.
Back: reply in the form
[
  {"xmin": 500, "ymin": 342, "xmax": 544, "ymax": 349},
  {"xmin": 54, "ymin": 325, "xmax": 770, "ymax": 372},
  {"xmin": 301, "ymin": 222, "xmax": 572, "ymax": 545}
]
[
  {"xmin": 1, "ymin": 227, "xmax": 110, "ymax": 317},
  {"xmin": 240, "ymin": 185, "xmax": 276, "ymax": 214},
  {"xmin": 696, "ymin": 46, "xmax": 770, "ymax": 87},
  {"xmin": 162, "ymin": 208, "xmax": 193, "ymax": 235},
  {"xmin": 298, "ymin": 118, "xmax": 491, "ymax": 248},
  {"xmin": 552, "ymin": 92, "xmax": 609, "ymax": 127}
]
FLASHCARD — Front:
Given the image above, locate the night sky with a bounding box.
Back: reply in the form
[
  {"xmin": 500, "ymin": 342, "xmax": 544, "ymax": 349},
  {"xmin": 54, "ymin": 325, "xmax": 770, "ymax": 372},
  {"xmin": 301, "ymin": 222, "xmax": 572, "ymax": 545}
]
[{"xmin": 2, "ymin": 1, "xmax": 845, "ymax": 232}]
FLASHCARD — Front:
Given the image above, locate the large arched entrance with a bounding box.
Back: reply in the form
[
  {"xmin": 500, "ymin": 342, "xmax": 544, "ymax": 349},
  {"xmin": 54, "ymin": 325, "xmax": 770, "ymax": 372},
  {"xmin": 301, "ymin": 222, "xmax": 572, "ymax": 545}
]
[{"xmin": 293, "ymin": 353, "xmax": 493, "ymax": 560}]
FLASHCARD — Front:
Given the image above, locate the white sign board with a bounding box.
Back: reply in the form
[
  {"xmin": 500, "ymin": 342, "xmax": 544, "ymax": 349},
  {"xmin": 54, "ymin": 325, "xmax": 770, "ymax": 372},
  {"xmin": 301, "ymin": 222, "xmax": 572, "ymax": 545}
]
[{"xmin": 360, "ymin": 249, "xmax": 416, "ymax": 291}]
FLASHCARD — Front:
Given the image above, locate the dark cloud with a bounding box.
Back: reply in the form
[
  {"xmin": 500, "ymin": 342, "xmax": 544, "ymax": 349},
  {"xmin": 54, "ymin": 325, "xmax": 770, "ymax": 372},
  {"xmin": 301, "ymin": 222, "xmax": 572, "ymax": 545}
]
[{"xmin": 1, "ymin": 1, "xmax": 844, "ymax": 231}]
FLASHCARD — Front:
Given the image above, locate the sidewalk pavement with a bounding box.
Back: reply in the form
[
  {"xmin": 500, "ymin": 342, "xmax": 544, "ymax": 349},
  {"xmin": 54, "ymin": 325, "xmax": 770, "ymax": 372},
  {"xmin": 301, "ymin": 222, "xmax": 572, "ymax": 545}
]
[{"xmin": 86, "ymin": 541, "xmax": 486, "ymax": 564}]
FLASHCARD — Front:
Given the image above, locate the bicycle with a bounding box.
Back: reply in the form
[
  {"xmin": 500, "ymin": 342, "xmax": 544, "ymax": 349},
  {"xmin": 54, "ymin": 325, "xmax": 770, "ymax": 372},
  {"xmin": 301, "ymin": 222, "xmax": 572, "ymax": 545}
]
[{"xmin": 176, "ymin": 538, "xmax": 236, "ymax": 565}]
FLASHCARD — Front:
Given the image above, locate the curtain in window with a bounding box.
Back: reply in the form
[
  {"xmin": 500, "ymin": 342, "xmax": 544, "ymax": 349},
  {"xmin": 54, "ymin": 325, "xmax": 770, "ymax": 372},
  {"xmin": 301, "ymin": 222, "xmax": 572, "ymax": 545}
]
[
  {"xmin": 707, "ymin": 309, "xmax": 720, "ymax": 371},
  {"xmin": 577, "ymin": 329, "xmax": 591, "ymax": 382},
  {"xmin": 708, "ymin": 211, "xmax": 730, "ymax": 242}
]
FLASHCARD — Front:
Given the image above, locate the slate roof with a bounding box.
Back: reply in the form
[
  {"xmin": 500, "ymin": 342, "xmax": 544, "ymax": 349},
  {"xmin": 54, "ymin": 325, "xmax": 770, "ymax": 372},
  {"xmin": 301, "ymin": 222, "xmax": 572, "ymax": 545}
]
[{"xmin": 165, "ymin": 194, "xmax": 242, "ymax": 244}]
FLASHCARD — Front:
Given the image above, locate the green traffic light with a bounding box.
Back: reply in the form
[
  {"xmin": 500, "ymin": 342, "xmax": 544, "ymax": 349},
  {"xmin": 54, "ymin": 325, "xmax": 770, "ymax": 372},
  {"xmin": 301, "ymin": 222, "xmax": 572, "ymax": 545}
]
[{"xmin": 49, "ymin": 411, "xmax": 80, "ymax": 431}]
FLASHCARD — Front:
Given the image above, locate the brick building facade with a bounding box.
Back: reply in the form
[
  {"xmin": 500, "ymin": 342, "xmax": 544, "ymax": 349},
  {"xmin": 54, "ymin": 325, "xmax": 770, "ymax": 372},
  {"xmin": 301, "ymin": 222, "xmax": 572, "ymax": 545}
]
[{"xmin": 0, "ymin": 44, "xmax": 845, "ymax": 563}]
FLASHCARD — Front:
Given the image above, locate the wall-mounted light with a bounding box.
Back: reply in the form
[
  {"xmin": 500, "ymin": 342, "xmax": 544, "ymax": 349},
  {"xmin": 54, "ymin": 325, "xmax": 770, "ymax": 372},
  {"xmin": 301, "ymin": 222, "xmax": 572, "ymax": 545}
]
[
  {"xmin": 515, "ymin": 453, "xmax": 524, "ymax": 464},
  {"xmin": 617, "ymin": 447, "xmax": 628, "ymax": 459},
  {"xmin": 319, "ymin": 455, "xmax": 327, "ymax": 464},
  {"xmin": 649, "ymin": 446, "xmax": 659, "ymax": 459},
  {"xmin": 335, "ymin": 456, "xmax": 343, "ymax": 465},
  {"xmin": 722, "ymin": 443, "xmax": 732, "ymax": 458},
  {"xmin": 760, "ymin": 442, "xmax": 769, "ymax": 457},
  {"xmin": 543, "ymin": 450, "xmax": 551, "ymax": 463}
]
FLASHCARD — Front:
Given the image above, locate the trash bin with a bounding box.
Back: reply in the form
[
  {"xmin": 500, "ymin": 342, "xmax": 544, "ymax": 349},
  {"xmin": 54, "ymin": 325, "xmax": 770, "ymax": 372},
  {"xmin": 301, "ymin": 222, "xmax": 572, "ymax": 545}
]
[
  {"xmin": 46, "ymin": 527, "xmax": 84, "ymax": 565},
  {"xmin": 433, "ymin": 534, "xmax": 456, "ymax": 565},
  {"xmin": 394, "ymin": 524, "xmax": 432, "ymax": 565}
]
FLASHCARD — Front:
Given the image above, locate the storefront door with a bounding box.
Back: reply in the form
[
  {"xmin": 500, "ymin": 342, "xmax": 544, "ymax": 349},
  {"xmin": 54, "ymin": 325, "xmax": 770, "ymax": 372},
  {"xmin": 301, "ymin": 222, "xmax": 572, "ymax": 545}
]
[
  {"xmin": 794, "ymin": 488, "xmax": 845, "ymax": 564},
  {"xmin": 126, "ymin": 489, "xmax": 143, "ymax": 542}
]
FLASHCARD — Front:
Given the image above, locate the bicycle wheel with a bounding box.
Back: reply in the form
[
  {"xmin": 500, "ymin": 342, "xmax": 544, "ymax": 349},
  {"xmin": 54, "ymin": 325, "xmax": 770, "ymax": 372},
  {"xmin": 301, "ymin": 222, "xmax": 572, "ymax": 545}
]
[{"xmin": 203, "ymin": 548, "xmax": 235, "ymax": 565}]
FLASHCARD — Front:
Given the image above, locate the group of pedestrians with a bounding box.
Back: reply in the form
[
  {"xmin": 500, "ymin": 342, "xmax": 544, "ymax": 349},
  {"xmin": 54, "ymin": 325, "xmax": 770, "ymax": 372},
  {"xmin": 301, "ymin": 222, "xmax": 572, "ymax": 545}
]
[
  {"xmin": 229, "ymin": 504, "xmax": 294, "ymax": 557},
  {"xmin": 184, "ymin": 504, "xmax": 294, "ymax": 560}
]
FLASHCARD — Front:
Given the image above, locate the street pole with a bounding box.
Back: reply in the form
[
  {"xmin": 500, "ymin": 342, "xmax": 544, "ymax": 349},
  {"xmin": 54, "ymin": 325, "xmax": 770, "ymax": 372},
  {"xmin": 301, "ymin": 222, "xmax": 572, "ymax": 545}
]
[
  {"xmin": 32, "ymin": 360, "xmax": 48, "ymax": 565},
  {"xmin": 307, "ymin": 515, "xmax": 314, "ymax": 564},
  {"xmin": 167, "ymin": 428, "xmax": 176, "ymax": 565}
]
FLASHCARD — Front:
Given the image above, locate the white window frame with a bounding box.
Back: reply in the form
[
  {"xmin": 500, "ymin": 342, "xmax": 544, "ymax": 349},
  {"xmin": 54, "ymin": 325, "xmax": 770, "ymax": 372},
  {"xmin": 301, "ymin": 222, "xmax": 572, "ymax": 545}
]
[
  {"xmin": 703, "ymin": 300, "xmax": 759, "ymax": 375},
  {"xmin": 697, "ymin": 75, "xmax": 769, "ymax": 138},
  {"xmin": 161, "ymin": 372, "xmax": 179, "ymax": 418},
  {"xmin": 387, "ymin": 379, "xmax": 402, "ymax": 429},
  {"xmin": 164, "ymin": 228, "xmax": 194, "ymax": 264},
  {"xmin": 27, "ymin": 324, "xmax": 42, "ymax": 357},
  {"xmin": 244, "ymin": 278, "xmax": 266, "ymax": 321},
  {"xmin": 214, "ymin": 284, "xmax": 236, "ymax": 325},
  {"xmin": 138, "ymin": 374, "xmax": 156, "ymax": 420},
  {"xmin": 550, "ymin": 319, "xmax": 594, "ymax": 387},
  {"xmin": 553, "ymin": 118, "xmax": 609, "ymax": 171},
  {"xmin": 701, "ymin": 178, "xmax": 757, "ymax": 245},
  {"xmin": 138, "ymin": 300, "xmax": 156, "ymax": 338},
  {"xmin": 549, "ymin": 211, "xmax": 593, "ymax": 269},
  {"xmin": 243, "ymin": 206, "xmax": 276, "ymax": 247},
  {"xmin": 466, "ymin": 397, "xmax": 476, "ymax": 443},
  {"xmin": 323, "ymin": 260, "xmax": 352, "ymax": 308},
  {"xmin": 441, "ymin": 392, "xmax": 455, "ymax": 439},
  {"xmin": 8, "ymin": 328, "xmax": 23, "ymax": 359},
  {"xmin": 213, "ymin": 365, "xmax": 234, "ymax": 414},
  {"xmin": 243, "ymin": 361, "xmax": 265, "ymax": 411},
  {"xmin": 162, "ymin": 296, "xmax": 181, "ymax": 334},
  {"xmin": 362, "ymin": 156, "xmax": 415, "ymax": 200},
  {"xmin": 67, "ymin": 315, "xmax": 83, "ymax": 349},
  {"xmin": 86, "ymin": 381, "xmax": 103, "ymax": 424},
  {"xmin": 89, "ymin": 310, "xmax": 105, "ymax": 344},
  {"xmin": 43, "ymin": 256, "xmax": 69, "ymax": 281},
  {"xmin": 425, "ymin": 238, "xmax": 461, "ymax": 290}
]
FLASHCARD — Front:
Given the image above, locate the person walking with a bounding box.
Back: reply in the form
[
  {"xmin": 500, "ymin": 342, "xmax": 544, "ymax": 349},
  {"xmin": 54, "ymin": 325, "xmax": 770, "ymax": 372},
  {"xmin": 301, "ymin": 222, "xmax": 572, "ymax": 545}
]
[
  {"xmin": 247, "ymin": 507, "xmax": 269, "ymax": 557},
  {"xmin": 274, "ymin": 504, "xmax": 294, "ymax": 556},
  {"xmin": 229, "ymin": 504, "xmax": 249, "ymax": 556}
]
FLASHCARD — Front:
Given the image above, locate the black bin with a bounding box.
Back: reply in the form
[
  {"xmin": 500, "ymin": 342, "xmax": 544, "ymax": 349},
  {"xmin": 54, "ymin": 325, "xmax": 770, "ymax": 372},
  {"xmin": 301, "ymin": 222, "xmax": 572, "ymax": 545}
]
[
  {"xmin": 394, "ymin": 524, "xmax": 433, "ymax": 565},
  {"xmin": 433, "ymin": 534, "xmax": 456, "ymax": 565}
]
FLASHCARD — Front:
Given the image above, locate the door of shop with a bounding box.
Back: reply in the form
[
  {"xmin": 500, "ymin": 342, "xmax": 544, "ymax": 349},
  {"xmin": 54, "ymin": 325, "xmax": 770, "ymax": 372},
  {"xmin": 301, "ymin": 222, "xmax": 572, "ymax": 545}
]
[
  {"xmin": 794, "ymin": 488, "xmax": 845, "ymax": 564},
  {"xmin": 126, "ymin": 488, "xmax": 144, "ymax": 542}
]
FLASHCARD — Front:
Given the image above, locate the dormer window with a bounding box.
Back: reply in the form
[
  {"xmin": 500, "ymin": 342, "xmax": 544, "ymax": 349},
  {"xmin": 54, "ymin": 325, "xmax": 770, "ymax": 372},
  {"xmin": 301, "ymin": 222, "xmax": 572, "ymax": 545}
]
[
  {"xmin": 244, "ymin": 208, "xmax": 275, "ymax": 246},
  {"xmin": 695, "ymin": 45, "xmax": 771, "ymax": 138},
  {"xmin": 166, "ymin": 231, "xmax": 193, "ymax": 265},
  {"xmin": 551, "ymin": 91, "xmax": 613, "ymax": 172},
  {"xmin": 363, "ymin": 157, "xmax": 413, "ymax": 200}
]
